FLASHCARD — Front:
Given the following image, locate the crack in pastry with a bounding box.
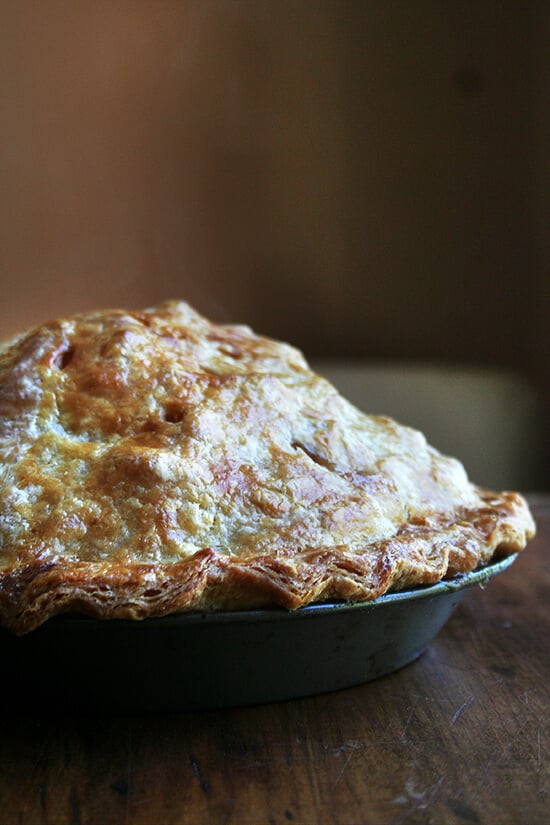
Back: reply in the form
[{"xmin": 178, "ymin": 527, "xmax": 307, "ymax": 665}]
[{"xmin": 0, "ymin": 301, "xmax": 536, "ymax": 633}]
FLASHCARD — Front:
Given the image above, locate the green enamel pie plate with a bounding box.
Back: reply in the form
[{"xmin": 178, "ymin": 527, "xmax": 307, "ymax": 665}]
[{"xmin": 0, "ymin": 554, "xmax": 517, "ymax": 713}]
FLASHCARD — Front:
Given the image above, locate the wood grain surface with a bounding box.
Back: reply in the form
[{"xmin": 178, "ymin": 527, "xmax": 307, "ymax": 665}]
[{"xmin": 0, "ymin": 497, "xmax": 548, "ymax": 825}]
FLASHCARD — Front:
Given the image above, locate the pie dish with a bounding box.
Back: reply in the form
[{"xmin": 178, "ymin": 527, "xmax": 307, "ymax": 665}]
[
  {"xmin": 0, "ymin": 301, "xmax": 535, "ymax": 635},
  {"xmin": 0, "ymin": 555, "xmax": 519, "ymax": 711}
]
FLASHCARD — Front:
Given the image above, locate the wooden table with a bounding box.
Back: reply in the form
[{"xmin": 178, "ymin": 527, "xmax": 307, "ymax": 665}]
[{"xmin": 1, "ymin": 496, "xmax": 548, "ymax": 825}]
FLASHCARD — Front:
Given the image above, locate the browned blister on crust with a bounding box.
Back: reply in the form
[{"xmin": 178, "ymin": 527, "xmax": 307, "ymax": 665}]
[{"xmin": 0, "ymin": 301, "xmax": 536, "ymax": 633}]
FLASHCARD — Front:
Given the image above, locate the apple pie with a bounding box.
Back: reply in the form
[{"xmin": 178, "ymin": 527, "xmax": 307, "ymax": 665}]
[{"xmin": 0, "ymin": 301, "xmax": 535, "ymax": 633}]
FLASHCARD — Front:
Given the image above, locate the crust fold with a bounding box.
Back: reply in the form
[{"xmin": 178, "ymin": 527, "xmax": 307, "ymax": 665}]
[{"xmin": 0, "ymin": 491, "xmax": 534, "ymax": 635}]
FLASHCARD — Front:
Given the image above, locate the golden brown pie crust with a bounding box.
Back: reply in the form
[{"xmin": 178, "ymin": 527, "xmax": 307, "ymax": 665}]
[{"xmin": 0, "ymin": 301, "xmax": 535, "ymax": 633}]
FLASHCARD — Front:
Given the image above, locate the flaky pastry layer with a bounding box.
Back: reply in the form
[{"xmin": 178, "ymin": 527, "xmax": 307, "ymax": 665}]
[{"xmin": 0, "ymin": 301, "xmax": 535, "ymax": 633}]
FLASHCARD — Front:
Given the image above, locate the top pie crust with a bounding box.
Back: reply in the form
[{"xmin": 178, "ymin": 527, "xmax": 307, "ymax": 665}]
[{"xmin": 0, "ymin": 301, "xmax": 535, "ymax": 633}]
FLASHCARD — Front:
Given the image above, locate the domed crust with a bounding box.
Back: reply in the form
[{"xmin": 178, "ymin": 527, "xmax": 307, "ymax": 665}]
[{"xmin": 0, "ymin": 301, "xmax": 535, "ymax": 633}]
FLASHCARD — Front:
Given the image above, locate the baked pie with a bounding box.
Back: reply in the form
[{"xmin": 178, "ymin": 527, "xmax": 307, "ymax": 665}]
[{"xmin": 0, "ymin": 301, "xmax": 535, "ymax": 634}]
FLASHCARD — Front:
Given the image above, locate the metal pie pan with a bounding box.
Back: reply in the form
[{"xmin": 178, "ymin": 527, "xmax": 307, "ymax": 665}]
[{"xmin": 0, "ymin": 555, "xmax": 516, "ymax": 713}]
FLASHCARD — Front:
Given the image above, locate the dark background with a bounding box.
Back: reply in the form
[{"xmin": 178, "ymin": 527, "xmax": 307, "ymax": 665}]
[{"xmin": 0, "ymin": 1, "xmax": 548, "ymax": 485}]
